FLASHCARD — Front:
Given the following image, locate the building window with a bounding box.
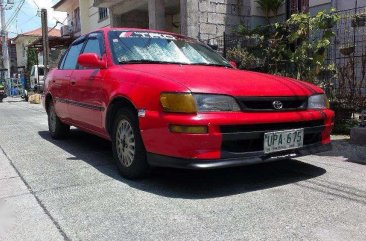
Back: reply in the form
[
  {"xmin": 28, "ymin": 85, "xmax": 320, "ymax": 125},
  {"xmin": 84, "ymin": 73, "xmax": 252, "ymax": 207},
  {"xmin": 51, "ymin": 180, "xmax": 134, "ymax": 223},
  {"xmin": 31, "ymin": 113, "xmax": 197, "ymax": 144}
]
[
  {"xmin": 98, "ymin": 8, "xmax": 108, "ymax": 21},
  {"xmin": 287, "ymin": 0, "xmax": 309, "ymax": 17}
]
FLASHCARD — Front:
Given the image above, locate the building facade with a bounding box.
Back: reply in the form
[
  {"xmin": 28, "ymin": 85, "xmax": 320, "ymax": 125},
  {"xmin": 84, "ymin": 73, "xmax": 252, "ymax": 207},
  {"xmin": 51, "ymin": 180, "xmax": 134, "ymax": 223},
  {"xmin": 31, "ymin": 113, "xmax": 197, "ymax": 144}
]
[
  {"xmin": 52, "ymin": 0, "xmax": 366, "ymax": 42},
  {"xmin": 52, "ymin": 0, "xmax": 111, "ymax": 37},
  {"xmin": 12, "ymin": 28, "xmax": 61, "ymax": 70}
]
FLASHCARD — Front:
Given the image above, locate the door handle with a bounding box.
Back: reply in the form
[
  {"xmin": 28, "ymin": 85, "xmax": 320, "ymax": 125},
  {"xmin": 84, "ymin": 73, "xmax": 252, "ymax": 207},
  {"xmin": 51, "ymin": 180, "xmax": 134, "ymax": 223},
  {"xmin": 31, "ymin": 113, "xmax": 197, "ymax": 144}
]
[{"xmin": 71, "ymin": 80, "xmax": 76, "ymax": 85}]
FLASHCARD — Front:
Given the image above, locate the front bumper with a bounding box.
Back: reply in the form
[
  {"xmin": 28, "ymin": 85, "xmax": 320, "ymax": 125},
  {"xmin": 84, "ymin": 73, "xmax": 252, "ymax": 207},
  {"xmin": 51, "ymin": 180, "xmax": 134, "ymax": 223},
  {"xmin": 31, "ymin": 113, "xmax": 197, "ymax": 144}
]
[
  {"xmin": 147, "ymin": 143, "xmax": 332, "ymax": 169},
  {"xmin": 140, "ymin": 109, "xmax": 334, "ymax": 159}
]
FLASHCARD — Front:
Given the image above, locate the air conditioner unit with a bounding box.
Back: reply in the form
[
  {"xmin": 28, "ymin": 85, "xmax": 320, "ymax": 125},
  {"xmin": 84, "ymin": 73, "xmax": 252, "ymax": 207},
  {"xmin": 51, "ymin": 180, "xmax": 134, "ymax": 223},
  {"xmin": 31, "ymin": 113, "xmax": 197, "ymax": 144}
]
[{"xmin": 60, "ymin": 25, "xmax": 73, "ymax": 37}]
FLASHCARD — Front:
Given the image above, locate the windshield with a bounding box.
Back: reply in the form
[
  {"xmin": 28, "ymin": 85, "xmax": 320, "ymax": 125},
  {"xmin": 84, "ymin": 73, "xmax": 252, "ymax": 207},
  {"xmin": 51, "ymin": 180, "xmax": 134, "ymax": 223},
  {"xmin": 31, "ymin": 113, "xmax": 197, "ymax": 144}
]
[{"xmin": 108, "ymin": 31, "xmax": 231, "ymax": 67}]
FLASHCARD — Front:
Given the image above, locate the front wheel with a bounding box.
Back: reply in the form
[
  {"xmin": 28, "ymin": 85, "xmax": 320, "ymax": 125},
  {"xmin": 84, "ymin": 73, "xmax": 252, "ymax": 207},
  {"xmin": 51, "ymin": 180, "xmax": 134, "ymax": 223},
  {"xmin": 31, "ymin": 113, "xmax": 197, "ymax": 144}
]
[
  {"xmin": 112, "ymin": 109, "xmax": 150, "ymax": 179},
  {"xmin": 48, "ymin": 102, "xmax": 70, "ymax": 139}
]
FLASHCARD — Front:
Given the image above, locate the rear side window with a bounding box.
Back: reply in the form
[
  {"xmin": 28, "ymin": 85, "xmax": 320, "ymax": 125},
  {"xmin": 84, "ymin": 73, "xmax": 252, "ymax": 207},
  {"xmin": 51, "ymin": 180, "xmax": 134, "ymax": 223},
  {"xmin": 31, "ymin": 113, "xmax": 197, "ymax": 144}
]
[
  {"xmin": 30, "ymin": 66, "xmax": 35, "ymax": 76},
  {"xmin": 38, "ymin": 67, "xmax": 44, "ymax": 76},
  {"xmin": 83, "ymin": 33, "xmax": 103, "ymax": 57},
  {"xmin": 62, "ymin": 41, "xmax": 84, "ymax": 69}
]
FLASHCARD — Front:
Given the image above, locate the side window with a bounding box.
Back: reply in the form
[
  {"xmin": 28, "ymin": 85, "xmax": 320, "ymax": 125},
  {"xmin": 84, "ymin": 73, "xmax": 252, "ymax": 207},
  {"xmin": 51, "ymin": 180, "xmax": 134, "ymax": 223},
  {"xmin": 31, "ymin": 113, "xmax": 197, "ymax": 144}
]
[
  {"xmin": 83, "ymin": 33, "xmax": 103, "ymax": 58},
  {"xmin": 63, "ymin": 41, "xmax": 84, "ymax": 70}
]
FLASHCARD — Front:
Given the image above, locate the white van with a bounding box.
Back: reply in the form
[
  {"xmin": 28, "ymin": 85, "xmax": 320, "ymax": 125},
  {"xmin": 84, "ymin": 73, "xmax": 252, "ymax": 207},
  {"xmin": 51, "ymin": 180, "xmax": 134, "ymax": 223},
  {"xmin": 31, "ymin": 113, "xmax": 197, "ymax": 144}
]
[{"xmin": 30, "ymin": 65, "xmax": 45, "ymax": 91}]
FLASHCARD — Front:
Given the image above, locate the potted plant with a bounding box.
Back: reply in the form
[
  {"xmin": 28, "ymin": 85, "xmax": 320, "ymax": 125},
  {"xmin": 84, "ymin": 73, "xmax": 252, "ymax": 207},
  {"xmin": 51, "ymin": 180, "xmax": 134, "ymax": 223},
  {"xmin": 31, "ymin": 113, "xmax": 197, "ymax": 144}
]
[
  {"xmin": 351, "ymin": 13, "xmax": 366, "ymax": 27},
  {"xmin": 339, "ymin": 44, "xmax": 355, "ymax": 56}
]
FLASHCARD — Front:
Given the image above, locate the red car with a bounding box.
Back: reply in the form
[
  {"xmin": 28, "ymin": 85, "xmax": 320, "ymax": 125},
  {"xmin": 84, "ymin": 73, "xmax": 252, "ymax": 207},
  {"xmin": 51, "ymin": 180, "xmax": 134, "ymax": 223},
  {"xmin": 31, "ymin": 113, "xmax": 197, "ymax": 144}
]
[{"xmin": 44, "ymin": 28, "xmax": 334, "ymax": 178}]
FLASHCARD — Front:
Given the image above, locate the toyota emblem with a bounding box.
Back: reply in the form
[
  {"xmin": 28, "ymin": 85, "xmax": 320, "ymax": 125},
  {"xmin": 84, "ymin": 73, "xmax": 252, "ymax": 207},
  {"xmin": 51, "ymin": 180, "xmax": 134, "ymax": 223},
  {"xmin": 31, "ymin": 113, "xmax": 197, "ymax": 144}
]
[{"xmin": 272, "ymin": 101, "xmax": 284, "ymax": 110}]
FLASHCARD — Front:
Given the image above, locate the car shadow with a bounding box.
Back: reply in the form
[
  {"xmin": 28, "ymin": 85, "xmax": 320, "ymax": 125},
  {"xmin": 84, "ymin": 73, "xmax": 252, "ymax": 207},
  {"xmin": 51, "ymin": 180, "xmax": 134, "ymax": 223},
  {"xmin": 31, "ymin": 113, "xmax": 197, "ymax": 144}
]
[{"xmin": 38, "ymin": 129, "xmax": 326, "ymax": 199}]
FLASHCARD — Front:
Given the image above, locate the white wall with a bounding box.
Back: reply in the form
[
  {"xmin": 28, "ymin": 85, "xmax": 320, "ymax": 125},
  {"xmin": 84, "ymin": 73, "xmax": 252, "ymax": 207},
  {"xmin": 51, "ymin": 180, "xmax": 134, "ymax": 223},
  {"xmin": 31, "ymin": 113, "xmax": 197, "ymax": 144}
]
[
  {"xmin": 14, "ymin": 36, "xmax": 38, "ymax": 67},
  {"xmin": 310, "ymin": 0, "xmax": 331, "ymax": 7},
  {"xmin": 86, "ymin": 0, "xmax": 110, "ymax": 33},
  {"xmin": 335, "ymin": 0, "xmax": 366, "ymax": 10}
]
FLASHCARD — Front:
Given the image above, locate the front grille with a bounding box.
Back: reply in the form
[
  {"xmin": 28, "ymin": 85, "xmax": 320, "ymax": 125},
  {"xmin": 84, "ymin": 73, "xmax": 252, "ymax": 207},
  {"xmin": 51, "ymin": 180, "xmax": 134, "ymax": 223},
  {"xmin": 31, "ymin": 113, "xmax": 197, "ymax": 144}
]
[
  {"xmin": 220, "ymin": 120, "xmax": 325, "ymax": 156},
  {"xmin": 237, "ymin": 97, "xmax": 307, "ymax": 111},
  {"xmin": 220, "ymin": 120, "xmax": 324, "ymax": 133}
]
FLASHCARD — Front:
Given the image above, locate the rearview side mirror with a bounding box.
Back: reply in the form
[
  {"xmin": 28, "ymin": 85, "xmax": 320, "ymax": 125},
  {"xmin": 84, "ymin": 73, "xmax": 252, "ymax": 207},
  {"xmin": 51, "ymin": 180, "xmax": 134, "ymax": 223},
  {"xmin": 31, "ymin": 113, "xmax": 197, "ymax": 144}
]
[
  {"xmin": 78, "ymin": 53, "xmax": 107, "ymax": 69},
  {"xmin": 229, "ymin": 61, "xmax": 238, "ymax": 69}
]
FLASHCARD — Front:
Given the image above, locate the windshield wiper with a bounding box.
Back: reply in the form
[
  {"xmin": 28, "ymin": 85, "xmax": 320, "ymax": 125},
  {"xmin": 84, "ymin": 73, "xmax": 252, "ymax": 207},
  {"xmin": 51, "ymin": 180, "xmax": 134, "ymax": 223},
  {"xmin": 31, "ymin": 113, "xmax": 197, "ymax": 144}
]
[
  {"xmin": 119, "ymin": 60, "xmax": 181, "ymax": 64},
  {"xmin": 119, "ymin": 60, "xmax": 231, "ymax": 68},
  {"xmin": 188, "ymin": 63, "xmax": 231, "ymax": 68}
]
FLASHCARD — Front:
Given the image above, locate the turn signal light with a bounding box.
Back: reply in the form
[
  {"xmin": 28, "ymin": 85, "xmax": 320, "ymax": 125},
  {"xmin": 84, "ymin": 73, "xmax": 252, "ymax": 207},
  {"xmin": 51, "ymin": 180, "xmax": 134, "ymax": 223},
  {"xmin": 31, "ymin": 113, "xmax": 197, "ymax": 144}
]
[
  {"xmin": 160, "ymin": 93, "xmax": 197, "ymax": 113},
  {"xmin": 169, "ymin": 125, "xmax": 208, "ymax": 134}
]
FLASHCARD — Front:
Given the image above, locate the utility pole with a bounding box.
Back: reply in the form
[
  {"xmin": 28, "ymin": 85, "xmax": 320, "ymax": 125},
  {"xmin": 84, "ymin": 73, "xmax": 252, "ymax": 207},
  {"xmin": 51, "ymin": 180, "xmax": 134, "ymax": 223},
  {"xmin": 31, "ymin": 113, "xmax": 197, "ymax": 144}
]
[
  {"xmin": 41, "ymin": 8, "xmax": 49, "ymax": 76},
  {"xmin": 0, "ymin": 0, "xmax": 10, "ymax": 78}
]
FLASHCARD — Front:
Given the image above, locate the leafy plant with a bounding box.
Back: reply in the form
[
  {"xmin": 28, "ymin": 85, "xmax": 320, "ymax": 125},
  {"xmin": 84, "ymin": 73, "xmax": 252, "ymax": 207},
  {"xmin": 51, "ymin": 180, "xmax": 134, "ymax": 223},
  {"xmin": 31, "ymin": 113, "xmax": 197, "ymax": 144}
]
[
  {"xmin": 270, "ymin": 0, "xmax": 285, "ymax": 21},
  {"xmin": 230, "ymin": 9, "xmax": 340, "ymax": 85},
  {"xmin": 226, "ymin": 47, "xmax": 262, "ymax": 70},
  {"xmin": 256, "ymin": 0, "xmax": 272, "ymax": 23},
  {"xmin": 256, "ymin": 0, "xmax": 285, "ymax": 23}
]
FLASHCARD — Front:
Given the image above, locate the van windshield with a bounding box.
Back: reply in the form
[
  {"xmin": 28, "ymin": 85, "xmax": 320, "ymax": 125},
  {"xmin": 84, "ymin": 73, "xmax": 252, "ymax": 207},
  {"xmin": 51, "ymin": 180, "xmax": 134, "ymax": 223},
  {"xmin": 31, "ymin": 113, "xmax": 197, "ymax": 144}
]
[{"xmin": 108, "ymin": 31, "xmax": 231, "ymax": 67}]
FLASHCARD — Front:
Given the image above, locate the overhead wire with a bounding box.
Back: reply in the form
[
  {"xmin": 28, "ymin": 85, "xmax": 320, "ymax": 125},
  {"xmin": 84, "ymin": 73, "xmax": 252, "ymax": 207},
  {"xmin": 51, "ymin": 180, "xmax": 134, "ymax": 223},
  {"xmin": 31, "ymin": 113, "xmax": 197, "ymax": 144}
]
[{"xmin": 5, "ymin": 0, "xmax": 26, "ymax": 30}]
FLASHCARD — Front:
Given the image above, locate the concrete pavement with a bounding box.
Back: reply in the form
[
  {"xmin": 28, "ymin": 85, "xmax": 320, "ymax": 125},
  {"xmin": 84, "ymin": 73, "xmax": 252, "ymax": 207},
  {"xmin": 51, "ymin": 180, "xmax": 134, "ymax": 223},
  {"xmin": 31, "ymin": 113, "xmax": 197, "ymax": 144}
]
[{"xmin": 0, "ymin": 98, "xmax": 366, "ymax": 241}]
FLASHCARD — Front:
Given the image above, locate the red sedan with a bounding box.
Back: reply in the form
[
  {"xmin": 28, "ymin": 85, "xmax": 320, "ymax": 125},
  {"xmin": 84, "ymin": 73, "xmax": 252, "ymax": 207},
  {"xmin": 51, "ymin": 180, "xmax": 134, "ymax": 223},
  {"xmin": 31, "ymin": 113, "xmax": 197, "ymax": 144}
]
[{"xmin": 43, "ymin": 28, "xmax": 334, "ymax": 178}]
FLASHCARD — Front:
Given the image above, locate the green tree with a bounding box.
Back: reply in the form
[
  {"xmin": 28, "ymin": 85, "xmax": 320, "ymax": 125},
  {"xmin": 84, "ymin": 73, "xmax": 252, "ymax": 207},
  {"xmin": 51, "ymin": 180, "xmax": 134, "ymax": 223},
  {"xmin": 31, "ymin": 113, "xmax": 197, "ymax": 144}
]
[{"xmin": 26, "ymin": 48, "xmax": 38, "ymax": 88}]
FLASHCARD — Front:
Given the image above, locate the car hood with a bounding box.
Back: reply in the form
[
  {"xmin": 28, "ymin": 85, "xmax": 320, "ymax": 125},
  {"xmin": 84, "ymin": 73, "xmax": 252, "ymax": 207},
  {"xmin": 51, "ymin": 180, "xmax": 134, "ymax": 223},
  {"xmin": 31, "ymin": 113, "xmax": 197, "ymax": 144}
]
[{"xmin": 123, "ymin": 64, "xmax": 323, "ymax": 97}]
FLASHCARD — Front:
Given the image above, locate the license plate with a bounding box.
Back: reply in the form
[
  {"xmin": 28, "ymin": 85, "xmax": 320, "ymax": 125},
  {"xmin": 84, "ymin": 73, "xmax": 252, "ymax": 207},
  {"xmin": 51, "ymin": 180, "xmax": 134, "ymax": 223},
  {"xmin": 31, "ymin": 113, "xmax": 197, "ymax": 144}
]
[{"xmin": 264, "ymin": 129, "xmax": 304, "ymax": 154}]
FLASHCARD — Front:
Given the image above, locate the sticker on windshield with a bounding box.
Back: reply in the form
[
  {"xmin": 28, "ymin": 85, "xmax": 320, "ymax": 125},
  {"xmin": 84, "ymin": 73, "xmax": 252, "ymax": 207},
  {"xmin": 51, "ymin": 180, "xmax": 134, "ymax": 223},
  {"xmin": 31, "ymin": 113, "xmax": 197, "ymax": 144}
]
[{"xmin": 119, "ymin": 31, "xmax": 176, "ymax": 40}]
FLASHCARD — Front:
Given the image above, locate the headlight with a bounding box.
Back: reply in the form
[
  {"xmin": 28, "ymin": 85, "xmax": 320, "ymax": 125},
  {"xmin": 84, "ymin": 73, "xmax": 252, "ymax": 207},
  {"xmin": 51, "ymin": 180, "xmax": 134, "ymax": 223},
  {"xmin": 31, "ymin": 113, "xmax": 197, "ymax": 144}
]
[
  {"xmin": 160, "ymin": 93, "xmax": 241, "ymax": 113},
  {"xmin": 308, "ymin": 94, "xmax": 330, "ymax": 109},
  {"xmin": 160, "ymin": 93, "xmax": 197, "ymax": 113},
  {"xmin": 193, "ymin": 94, "xmax": 241, "ymax": 112}
]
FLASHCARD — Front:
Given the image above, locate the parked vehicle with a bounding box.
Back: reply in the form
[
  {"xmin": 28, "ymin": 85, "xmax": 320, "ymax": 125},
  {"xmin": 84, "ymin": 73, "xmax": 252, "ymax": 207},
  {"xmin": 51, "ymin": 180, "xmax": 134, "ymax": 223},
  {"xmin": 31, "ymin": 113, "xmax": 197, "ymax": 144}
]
[
  {"xmin": 30, "ymin": 65, "xmax": 45, "ymax": 91},
  {"xmin": 0, "ymin": 82, "xmax": 6, "ymax": 102},
  {"xmin": 43, "ymin": 28, "xmax": 334, "ymax": 178}
]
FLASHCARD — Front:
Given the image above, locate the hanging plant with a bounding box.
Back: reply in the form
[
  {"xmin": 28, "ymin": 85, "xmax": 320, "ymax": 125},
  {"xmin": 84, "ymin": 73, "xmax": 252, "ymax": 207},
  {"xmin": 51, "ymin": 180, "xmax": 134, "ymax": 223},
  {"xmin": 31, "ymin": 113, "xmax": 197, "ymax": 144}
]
[
  {"xmin": 351, "ymin": 14, "xmax": 366, "ymax": 27},
  {"xmin": 339, "ymin": 44, "xmax": 355, "ymax": 56}
]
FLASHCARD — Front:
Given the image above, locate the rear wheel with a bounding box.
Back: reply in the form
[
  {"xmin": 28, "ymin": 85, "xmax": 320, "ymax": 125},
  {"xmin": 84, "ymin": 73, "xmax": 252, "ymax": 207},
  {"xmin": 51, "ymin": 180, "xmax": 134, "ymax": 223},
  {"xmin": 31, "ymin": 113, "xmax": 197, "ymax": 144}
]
[
  {"xmin": 112, "ymin": 109, "xmax": 150, "ymax": 179},
  {"xmin": 48, "ymin": 102, "xmax": 70, "ymax": 139}
]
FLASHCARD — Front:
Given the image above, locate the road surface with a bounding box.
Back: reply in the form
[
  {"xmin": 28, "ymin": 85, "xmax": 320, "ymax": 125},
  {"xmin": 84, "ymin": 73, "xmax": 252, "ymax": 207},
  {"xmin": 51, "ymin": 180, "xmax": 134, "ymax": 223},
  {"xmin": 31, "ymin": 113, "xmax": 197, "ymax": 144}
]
[{"xmin": 1, "ymin": 98, "xmax": 366, "ymax": 241}]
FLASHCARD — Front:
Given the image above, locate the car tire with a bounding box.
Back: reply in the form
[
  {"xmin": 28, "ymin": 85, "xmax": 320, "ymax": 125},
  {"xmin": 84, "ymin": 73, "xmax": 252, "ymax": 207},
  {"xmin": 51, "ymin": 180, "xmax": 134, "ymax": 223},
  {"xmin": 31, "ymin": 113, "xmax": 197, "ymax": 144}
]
[
  {"xmin": 48, "ymin": 102, "xmax": 70, "ymax": 139},
  {"xmin": 112, "ymin": 108, "xmax": 150, "ymax": 179}
]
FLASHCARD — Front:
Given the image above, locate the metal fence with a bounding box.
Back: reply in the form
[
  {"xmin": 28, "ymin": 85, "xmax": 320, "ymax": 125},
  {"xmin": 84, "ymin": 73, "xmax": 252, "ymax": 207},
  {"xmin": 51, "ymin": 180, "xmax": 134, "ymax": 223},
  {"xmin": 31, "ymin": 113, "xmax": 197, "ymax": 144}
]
[{"xmin": 329, "ymin": 7, "xmax": 366, "ymax": 97}]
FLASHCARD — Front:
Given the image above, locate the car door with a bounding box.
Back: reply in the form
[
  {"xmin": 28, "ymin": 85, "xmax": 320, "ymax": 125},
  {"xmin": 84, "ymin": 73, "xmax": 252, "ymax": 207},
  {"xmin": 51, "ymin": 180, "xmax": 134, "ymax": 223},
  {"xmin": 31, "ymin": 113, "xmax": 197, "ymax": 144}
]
[
  {"xmin": 53, "ymin": 39, "xmax": 85, "ymax": 120},
  {"xmin": 67, "ymin": 32, "xmax": 105, "ymax": 132}
]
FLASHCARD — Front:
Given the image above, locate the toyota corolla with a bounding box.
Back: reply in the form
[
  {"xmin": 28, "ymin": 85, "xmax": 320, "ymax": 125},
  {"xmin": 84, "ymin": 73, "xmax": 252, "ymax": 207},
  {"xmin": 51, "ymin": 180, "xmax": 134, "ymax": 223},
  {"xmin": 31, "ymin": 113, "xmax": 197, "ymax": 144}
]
[{"xmin": 43, "ymin": 28, "xmax": 334, "ymax": 178}]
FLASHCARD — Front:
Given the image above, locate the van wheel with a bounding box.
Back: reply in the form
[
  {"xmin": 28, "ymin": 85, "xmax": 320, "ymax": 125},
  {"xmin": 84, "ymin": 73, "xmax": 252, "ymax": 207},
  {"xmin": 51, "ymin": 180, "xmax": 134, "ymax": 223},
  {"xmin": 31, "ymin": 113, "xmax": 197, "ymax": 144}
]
[
  {"xmin": 48, "ymin": 102, "xmax": 70, "ymax": 139},
  {"xmin": 112, "ymin": 109, "xmax": 150, "ymax": 179}
]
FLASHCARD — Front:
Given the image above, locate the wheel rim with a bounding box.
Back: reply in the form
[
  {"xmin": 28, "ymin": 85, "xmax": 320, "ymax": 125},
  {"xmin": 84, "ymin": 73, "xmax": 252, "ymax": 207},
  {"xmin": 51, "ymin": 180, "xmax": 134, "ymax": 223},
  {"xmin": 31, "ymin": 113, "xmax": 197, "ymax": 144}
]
[
  {"xmin": 116, "ymin": 119, "xmax": 135, "ymax": 167},
  {"xmin": 49, "ymin": 107, "xmax": 57, "ymax": 133}
]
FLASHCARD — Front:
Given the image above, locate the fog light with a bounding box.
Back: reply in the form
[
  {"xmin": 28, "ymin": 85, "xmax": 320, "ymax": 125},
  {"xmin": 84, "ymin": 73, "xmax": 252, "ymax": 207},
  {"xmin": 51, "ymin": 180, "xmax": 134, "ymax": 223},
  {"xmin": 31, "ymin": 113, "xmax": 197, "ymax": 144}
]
[{"xmin": 169, "ymin": 125, "xmax": 208, "ymax": 134}]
